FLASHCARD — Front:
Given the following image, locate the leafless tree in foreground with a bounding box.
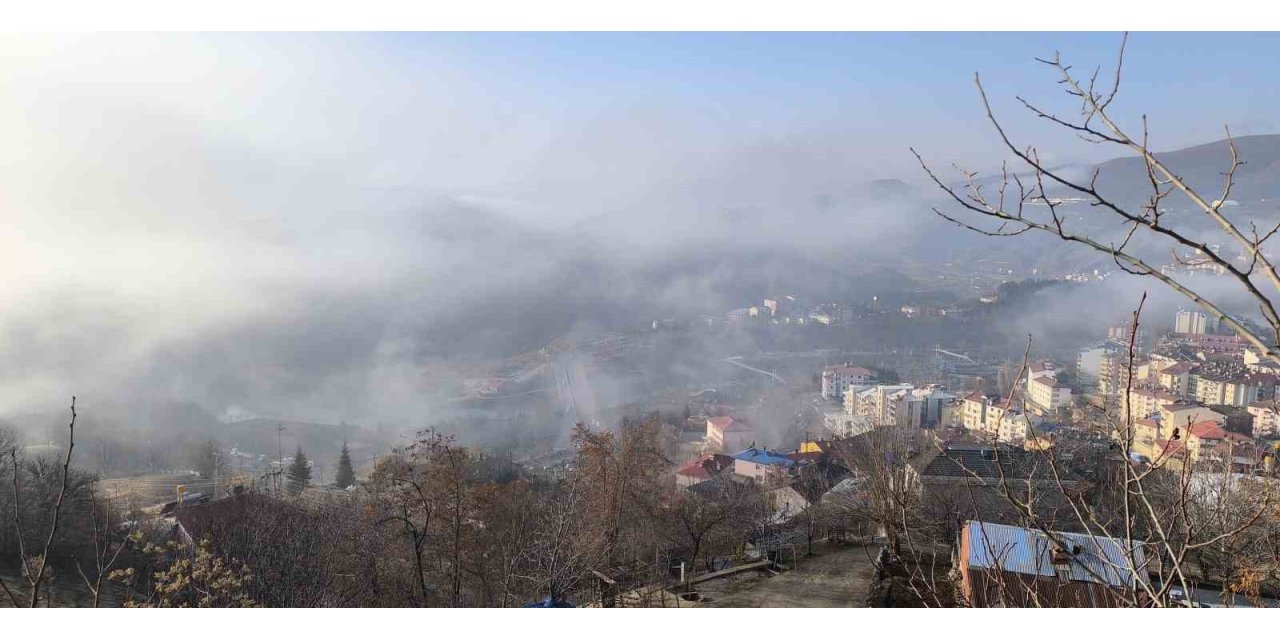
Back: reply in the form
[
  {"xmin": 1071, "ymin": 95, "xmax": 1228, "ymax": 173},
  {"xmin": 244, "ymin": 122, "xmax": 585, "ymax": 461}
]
[
  {"xmin": 914, "ymin": 32, "xmax": 1280, "ymax": 366},
  {"xmin": 74, "ymin": 480, "xmax": 129, "ymax": 607},
  {"xmin": 4, "ymin": 397, "xmax": 78, "ymax": 607}
]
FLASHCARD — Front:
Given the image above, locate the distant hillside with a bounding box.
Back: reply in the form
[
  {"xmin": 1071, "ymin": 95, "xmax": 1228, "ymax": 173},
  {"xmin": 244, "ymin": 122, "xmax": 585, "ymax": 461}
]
[
  {"xmin": 1085, "ymin": 134, "xmax": 1280, "ymax": 208},
  {"xmin": 921, "ymin": 134, "xmax": 1280, "ymax": 274}
]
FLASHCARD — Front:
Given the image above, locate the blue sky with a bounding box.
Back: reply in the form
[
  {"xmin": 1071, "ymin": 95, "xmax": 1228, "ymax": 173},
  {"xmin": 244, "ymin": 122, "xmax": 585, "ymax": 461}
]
[{"xmin": 356, "ymin": 32, "xmax": 1280, "ymax": 152}]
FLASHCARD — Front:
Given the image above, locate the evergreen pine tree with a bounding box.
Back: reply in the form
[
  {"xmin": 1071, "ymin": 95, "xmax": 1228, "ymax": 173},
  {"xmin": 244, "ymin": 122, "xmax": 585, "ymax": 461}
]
[
  {"xmin": 286, "ymin": 446, "xmax": 312, "ymax": 495},
  {"xmin": 334, "ymin": 440, "xmax": 355, "ymax": 489}
]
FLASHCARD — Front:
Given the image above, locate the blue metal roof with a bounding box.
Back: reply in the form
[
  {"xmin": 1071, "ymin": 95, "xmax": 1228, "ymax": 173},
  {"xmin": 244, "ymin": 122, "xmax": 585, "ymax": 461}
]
[
  {"xmin": 731, "ymin": 447, "xmax": 795, "ymax": 467},
  {"xmin": 965, "ymin": 521, "xmax": 1148, "ymax": 588}
]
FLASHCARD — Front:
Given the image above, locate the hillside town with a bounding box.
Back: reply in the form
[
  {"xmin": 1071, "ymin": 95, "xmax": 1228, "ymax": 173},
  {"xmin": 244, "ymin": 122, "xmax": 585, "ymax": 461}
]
[
  {"xmin": 9, "ymin": 304, "xmax": 1264, "ymax": 609},
  {"xmin": 5, "ymin": 26, "xmax": 1280, "ymax": 618}
]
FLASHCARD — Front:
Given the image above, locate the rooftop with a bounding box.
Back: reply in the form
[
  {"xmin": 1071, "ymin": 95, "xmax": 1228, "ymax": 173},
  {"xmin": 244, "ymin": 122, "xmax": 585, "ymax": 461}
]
[
  {"xmin": 824, "ymin": 365, "xmax": 872, "ymax": 377},
  {"xmin": 963, "ymin": 520, "xmax": 1148, "ymax": 588},
  {"xmin": 920, "ymin": 445, "xmax": 1050, "ymax": 481},
  {"xmin": 1160, "ymin": 361, "xmax": 1196, "ymax": 375},
  {"xmin": 675, "ymin": 454, "xmax": 735, "ymax": 478},
  {"xmin": 708, "ymin": 415, "xmax": 755, "ymax": 433},
  {"xmin": 732, "ymin": 447, "xmax": 796, "ymax": 468}
]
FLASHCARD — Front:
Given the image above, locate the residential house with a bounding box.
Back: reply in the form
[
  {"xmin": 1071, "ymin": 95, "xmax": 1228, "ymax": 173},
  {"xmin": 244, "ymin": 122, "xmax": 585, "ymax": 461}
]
[
  {"xmin": 731, "ymin": 447, "xmax": 796, "ymax": 484},
  {"xmin": 956, "ymin": 521, "xmax": 1149, "ymax": 607},
  {"xmin": 706, "ymin": 416, "xmax": 757, "ymax": 453}
]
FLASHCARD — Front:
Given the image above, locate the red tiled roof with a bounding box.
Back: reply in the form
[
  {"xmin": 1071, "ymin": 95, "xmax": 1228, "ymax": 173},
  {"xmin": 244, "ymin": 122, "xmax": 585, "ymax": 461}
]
[
  {"xmin": 676, "ymin": 460, "xmax": 712, "ymax": 478},
  {"xmin": 1189, "ymin": 421, "xmax": 1229, "ymax": 440},
  {"xmin": 1160, "ymin": 362, "xmax": 1195, "ymax": 375},
  {"xmin": 676, "ymin": 454, "xmax": 734, "ymax": 478}
]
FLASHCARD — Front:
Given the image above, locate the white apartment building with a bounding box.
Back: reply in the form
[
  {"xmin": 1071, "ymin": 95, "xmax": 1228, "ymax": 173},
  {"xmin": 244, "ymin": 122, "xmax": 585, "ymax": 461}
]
[
  {"xmin": 821, "ymin": 364, "xmax": 872, "ymax": 400},
  {"xmin": 1247, "ymin": 402, "xmax": 1280, "ymax": 438},
  {"xmin": 1026, "ymin": 375, "xmax": 1073, "ymax": 415},
  {"xmin": 846, "ymin": 384, "xmax": 952, "ymax": 428},
  {"xmin": 1175, "ymin": 309, "xmax": 1208, "ymax": 335},
  {"xmin": 997, "ymin": 412, "xmax": 1043, "ymax": 446}
]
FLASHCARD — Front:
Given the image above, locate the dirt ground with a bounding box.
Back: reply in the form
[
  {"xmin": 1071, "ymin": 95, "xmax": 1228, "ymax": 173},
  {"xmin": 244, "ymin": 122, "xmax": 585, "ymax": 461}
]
[{"xmin": 695, "ymin": 542, "xmax": 877, "ymax": 607}]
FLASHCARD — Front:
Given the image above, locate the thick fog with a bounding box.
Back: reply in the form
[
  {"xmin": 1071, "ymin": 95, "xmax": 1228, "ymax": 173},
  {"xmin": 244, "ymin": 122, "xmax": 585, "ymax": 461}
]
[
  {"xmin": 2, "ymin": 33, "xmax": 1274, "ymax": 459},
  {"xmin": 0, "ymin": 34, "xmax": 938, "ymax": 429}
]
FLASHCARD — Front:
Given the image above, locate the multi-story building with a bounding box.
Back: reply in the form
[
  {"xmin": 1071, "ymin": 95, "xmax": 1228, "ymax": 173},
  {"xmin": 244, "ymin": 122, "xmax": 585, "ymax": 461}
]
[
  {"xmin": 847, "ymin": 384, "xmax": 952, "ymax": 429},
  {"xmin": 1026, "ymin": 375, "xmax": 1072, "ymax": 416},
  {"xmin": 1175, "ymin": 309, "xmax": 1209, "ymax": 335},
  {"xmin": 1155, "ymin": 362, "xmax": 1195, "ymax": 396},
  {"xmin": 996, "ymin": 411, "xmax": 1043, "ymax": 446},
  {"xmin": 1247, "ymin": 401, "xmax": 1280, "ymax": 439},
  {"xmin": 1107, "ymin": 321, "xmax": 1147, "ymax": 347},
  {"xmin": 1189, "ymin": 363, "xmax": 1279, "ymax": 407},
  {"xmin": 821, "ymin": 364, "xmax": 872, "ymax": 400},
  {"xmin": 1179, "ymin": 421, "xmax": 1254, "ymax": 463},
  {"xmin": 961, "ymin": 392, "xmax": 991, "ymax": 432},
  {"xmin": 958, "ymin": 391, "xmax": 1040, "ymax": 444},
  {"xmin": 1159, "ymin": 403, "xmax": 1225, "ymax": 431},
  {"xmin": 1099, "ymin": 352, "xmax": 1145, "ymax": 397},
  {"xmin": 705, "ymin": 416, "xmax": 757, "ymax": 453},
  {"xmin": 847, "ymin": 384, "xmax": 914, "ymax": 426},
  {"xmin": 1122, "ymin": 387, "xmax": 1180, "ymax": 422},
  {"xmin": 823, "ymin": 411, "xmax": 872, "ymax": 438}
]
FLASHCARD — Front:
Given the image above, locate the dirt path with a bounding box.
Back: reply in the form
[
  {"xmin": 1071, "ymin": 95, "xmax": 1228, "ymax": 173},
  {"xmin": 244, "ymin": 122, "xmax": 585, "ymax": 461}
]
[{"xmin": 697, "ymin": 543, "xmax": 877, "ymax": 607}]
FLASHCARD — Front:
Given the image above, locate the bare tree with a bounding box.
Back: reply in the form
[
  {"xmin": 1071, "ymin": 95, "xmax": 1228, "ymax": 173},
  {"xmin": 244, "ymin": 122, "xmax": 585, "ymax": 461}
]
[
  {"xmin": 914, "ymin": 32, "xmax": 1280, "ymax": 366},
  {"xmin": 6, "ymin": 397, "xmax": 78, "ymax": 608},
  {"xmin": 73, "ymin": 480, "xmax": 130, "ymax": 608}
]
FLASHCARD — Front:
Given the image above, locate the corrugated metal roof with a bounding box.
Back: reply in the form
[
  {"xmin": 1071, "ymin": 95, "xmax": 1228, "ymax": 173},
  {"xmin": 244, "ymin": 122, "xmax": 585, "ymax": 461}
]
[{"xmin": 965, "ymin": 521, "xmax": 1148, "ymax": 588}]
